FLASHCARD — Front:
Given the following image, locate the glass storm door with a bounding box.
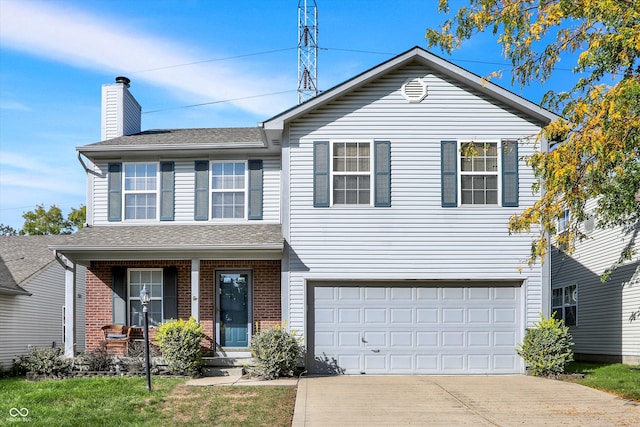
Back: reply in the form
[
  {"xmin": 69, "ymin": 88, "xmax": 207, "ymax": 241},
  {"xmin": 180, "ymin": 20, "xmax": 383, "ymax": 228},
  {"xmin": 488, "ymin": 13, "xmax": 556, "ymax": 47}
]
[{"xmin": 218, "ymin": 272, "xmax": 251, "ymax": 347}]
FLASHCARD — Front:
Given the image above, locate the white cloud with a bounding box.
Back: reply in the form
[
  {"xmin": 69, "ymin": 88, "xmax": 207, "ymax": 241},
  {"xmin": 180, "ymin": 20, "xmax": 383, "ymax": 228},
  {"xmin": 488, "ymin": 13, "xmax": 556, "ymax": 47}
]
[
  {"xmin": 0, "ymin": 1, "xmax": 295, "ymax": 117},
  {"xmin": 0, "ymin": 100, "xmax": 30, "ymax": 111}
]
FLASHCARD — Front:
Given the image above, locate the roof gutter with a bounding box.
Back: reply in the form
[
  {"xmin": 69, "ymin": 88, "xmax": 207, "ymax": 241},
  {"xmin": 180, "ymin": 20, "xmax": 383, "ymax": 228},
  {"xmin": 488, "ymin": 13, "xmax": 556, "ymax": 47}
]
[{"xmin": 53, "ymin": 250, "xmax": 74, "ymax": 271}]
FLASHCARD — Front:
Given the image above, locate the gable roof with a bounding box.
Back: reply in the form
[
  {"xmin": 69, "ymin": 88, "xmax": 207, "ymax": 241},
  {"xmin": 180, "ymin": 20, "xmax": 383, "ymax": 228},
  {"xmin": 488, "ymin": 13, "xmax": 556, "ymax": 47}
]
[
  {"xmin": 0, "ymin": 235, "xmax": 75, "ymax": 295},
  {"xmin": 49, "ymin": 224, "xmax": 284, "ymax": 265},
  {"xmin": 259, "ymin": 46, "xmax": 560, "ymax": 142}
]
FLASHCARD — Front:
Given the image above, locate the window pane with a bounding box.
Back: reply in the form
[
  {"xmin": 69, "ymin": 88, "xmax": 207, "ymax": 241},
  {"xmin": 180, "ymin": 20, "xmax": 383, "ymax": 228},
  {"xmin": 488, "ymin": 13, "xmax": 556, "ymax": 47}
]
[
  {"xmin": 552, "ymin": 288, "xmax": 563, "ymax": 307},
  {"xmin": 486, "ymin": 190, "xmax": 498, "ymax": 204},
  {"xmin": 564, "ymin": 306, "xmax": 577, "ymax": 326},
  {"xmin": 566, "ymin": 285, "xmax": 577, "ymax": 305},
  {"xmin": 148, "ymin": 300, "xmax": 162, "ymax": 326}
]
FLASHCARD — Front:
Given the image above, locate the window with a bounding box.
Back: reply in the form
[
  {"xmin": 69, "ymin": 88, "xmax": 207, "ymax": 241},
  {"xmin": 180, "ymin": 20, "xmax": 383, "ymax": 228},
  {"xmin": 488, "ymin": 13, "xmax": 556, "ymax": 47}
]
[
  {"xmin": 441, "ymin": 139, "xmax": 518, "ymax": 207},
  {"xmin": 211, "ymin": 161, "xmax": 246, "ymax": 219},
  {"xmin": 557, "ymin": 209, "xmax": 570, "ymax": 233},
  {"xmin": 128, "ymin": 269, "xmax": 163, "ymax": 327},
  {"xmin": 460, "ymin": 142, "xmax": 498, "ymax": 205},
  {"xmin": 124, "ymin": 163, "xmax": 157, "ymax": 220},
  {"xmin": 332, "ymin": 142, "xmax": 371, "ymax": 205},
  {"xmin": 552, "ymin": 284, "xmax": 577, "ymax": 326}
]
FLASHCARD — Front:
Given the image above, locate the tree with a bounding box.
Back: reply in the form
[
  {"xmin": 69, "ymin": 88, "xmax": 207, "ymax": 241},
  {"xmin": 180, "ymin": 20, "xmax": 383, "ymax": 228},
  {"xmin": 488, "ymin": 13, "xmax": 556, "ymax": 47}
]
[
  {"xmin": 0, "ymin": 224, "xmax": 18, "ymax": 236},
  {"xmin": 19, "ymin": 204, "xmax": 86, "ymax": 235},
  {"xmin": 426, "ymin": 0, "xmax": 640, "ymax": 268}
]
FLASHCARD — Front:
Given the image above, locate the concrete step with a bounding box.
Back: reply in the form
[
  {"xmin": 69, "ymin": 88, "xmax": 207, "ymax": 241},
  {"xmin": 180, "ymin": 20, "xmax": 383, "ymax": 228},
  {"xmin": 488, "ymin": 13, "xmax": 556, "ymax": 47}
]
[
  {"xmin": 202, "ymin": 366, "xmax": 244, "ymax": 377},
  {"xmin": 203, "ymin": 356, "xmax": 254, "ymax": 368}
]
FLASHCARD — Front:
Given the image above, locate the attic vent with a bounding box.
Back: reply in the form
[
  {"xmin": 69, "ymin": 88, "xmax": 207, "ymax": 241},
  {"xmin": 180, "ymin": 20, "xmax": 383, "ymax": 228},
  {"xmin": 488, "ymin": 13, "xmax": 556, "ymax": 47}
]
[
  {"xmin": 401, "ymin": 77, "xmax": 428, "ymax": 103},
  {"xmin": 583, "ymin": 215, "xmax": 595, "ymax": 234}
]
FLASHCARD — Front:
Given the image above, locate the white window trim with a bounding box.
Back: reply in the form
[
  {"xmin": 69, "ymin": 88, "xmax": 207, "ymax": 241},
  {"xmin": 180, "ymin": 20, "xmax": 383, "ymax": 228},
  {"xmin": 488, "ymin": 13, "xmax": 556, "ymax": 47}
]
[
  {"xmin": 557, "ymin": 209, "xmax": 570, "ymax": 234},
  {"xmin": 458, "ymin": 140, "xmax": 502, "ymax": 207},
  {"xmin": 123, "ymin": 161, "xmax": 159, "ymax": 221},
  {"xmin": 210, "ymin": 160, "xmax": 248, "ymax": 220},
  {"xmin": 552, "ymin": 283, "xmax": 578, "ymax": 326},
  {"xmin": 330, "ymin": 140, "xmax": 374, "ymax": 207},
  {"xmin": 128, "ymin": 268, "xmax": 164, "ymax": 327}
]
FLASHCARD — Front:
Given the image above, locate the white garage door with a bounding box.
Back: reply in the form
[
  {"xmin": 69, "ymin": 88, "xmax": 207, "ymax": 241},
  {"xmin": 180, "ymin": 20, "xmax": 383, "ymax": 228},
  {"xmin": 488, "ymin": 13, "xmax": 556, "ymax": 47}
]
[{"xmin": 311, "ymin": 284, "xmax": 522, "ymax": 374}]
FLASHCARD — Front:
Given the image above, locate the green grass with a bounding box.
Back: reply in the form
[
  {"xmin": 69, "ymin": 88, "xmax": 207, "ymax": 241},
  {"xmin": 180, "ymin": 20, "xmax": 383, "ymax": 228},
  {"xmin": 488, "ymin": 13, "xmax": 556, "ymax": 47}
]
[
  {"xmin": 566, "ymin": 362, "xmax": 640, "ymax": 401},
  {"xmin": 0, "ymin": 376, "xmax": 296, "ymax": 426}
]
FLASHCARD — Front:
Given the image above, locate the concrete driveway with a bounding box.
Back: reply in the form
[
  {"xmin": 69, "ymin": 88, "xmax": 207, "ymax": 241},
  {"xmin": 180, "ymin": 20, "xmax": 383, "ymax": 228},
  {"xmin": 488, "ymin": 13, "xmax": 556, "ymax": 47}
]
[{"xmin": 292, "ymin": 375, "xmax": 640, "ymax": 426}]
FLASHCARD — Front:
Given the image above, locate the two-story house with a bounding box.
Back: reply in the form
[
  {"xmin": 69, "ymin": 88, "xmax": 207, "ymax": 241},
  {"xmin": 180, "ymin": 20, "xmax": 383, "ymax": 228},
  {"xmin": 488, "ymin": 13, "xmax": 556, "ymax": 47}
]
[{"xmin": 52, "ymin": 47, "xmax": 558, "ymax": 374}]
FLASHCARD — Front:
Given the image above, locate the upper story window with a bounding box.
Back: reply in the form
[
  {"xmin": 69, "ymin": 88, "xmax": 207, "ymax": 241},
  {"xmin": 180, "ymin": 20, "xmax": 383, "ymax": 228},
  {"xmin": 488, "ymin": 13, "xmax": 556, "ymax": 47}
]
[
  {"xmin": 313, "ymin": 140, "xmax": 391, "ymax": 208},
  {"xmin": 332, "ymin": 142, "xmax": 371, "ymax": 205},
  {"xmin": 441, "ymin": 140, "xmax": 518, "ymax": 208},
  {"xmin": 211, "ymin": 161, "xmax": 247, "ymax": 219},
  {"xmin": 557, "ymin": 209, "xmax": 570, "ymax": 233},
  {"xmin": 552, "ymin": 284, "xmax": 577, "ymax": 326},
  {"xmin": 460, "ymin": 142, "xmax": 498, "ymax": 205},
  {"xmin": 124, "ymin": 163, "xmax": 157, "ymax": 220}
]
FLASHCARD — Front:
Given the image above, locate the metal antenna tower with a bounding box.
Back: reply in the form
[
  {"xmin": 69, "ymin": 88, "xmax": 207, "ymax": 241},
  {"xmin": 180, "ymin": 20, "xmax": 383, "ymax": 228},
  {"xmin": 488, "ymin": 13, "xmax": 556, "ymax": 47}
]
[{"xmin": 298, "ymin": 0, "xmax": 318, "ymax": 104}]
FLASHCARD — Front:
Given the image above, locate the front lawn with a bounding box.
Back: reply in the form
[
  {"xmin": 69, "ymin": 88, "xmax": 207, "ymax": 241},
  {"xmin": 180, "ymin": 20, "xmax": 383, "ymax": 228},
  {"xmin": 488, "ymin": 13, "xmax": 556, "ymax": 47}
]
[
  {"xmin": 566, "ymin": 362, "xmax": 640, "ymax": 401},
  {"xmin": 0, "ymin": 376, "xmax": 296, "ymax": 426}
]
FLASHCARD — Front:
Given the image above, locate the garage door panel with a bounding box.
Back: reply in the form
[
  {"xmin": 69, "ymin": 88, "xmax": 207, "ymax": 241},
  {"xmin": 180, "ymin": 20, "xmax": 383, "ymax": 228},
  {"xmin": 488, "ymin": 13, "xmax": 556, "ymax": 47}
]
[{"xmin": 312, "ymin": 285, "xmax": 521, "ymax": 374}]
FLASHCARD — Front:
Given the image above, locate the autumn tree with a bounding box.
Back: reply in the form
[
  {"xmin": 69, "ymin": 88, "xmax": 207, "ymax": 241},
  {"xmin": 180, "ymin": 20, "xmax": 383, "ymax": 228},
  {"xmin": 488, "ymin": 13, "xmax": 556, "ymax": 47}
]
[
  {"xmin": 426, "ymin": 0, "xmax": 640, "ymax": 267},
  {"xmin": 19, "ymin": 204, "xmax": 86, "ymax": 235}
]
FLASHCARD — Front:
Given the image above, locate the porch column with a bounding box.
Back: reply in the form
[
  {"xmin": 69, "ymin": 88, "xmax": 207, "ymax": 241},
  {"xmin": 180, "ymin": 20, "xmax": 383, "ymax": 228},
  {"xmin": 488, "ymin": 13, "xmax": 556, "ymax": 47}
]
[
  {"xmin": 191, "ymin": 259, "xmax": 200, "ymax": 321},
  {"xmin": 62, "ymin": 256, "xmax": 76, "ymax": 358}
]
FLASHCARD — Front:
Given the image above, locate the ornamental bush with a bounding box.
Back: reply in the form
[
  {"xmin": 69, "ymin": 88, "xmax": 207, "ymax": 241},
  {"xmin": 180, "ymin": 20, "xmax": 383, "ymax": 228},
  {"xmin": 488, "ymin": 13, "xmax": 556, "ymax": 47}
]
[
  {"xmin": 15, "ymin": 347, "xmax": 72, "ymax": 378},
  {"xmin": 516, "ymin": 314, "xmax": 574, "ymax": 377},
  {"xmin": 156, "ymin": 317, "xmax": 205, "ymax": 376},
  {"xmin": 249, "ymin": 324, "xmax": 303, "ymax": 380}
]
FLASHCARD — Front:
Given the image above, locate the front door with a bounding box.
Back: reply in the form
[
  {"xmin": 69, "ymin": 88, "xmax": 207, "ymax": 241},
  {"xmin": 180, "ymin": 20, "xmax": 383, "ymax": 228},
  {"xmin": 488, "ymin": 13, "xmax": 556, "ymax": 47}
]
[{"xmin": 217, "ymin": 272, "xmax": 251, "ymax": 348}]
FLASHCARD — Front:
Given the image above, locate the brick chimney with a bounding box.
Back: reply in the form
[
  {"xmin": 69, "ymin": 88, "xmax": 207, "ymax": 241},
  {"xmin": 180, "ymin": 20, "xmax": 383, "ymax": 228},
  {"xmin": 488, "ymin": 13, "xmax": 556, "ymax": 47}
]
[{"xmin": 101, "ymin": 76, "xmax": 141, "ymax": 141}]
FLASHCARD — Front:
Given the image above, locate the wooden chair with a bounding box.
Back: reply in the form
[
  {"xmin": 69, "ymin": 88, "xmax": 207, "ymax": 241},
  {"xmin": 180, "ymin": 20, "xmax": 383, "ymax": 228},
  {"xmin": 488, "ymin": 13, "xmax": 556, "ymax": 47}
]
[{"xmin": 101, "ymin": 324, "xmax": 131, "ymax": 355}]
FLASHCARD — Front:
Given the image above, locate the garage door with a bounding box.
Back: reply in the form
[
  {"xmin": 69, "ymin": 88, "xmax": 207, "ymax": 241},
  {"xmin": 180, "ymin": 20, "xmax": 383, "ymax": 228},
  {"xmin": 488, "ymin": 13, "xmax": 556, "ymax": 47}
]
[{"xmin": 310, "ymin": 284, "xmax": 522, "ymax": 374}]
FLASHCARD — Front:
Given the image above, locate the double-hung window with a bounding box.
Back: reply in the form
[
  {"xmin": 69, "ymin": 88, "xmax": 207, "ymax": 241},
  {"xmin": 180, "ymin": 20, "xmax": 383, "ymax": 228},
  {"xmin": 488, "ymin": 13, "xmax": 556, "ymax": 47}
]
[
  {"xmin": 460, "ymin": 142, "xmax": 498, "ymax": 205},
  {"xmin": 552, "ymin": 284, "xmax": 577, "ymax": 326},
  {"xmin": 128, "ymin": 269, "xmax": 163, "ymax": 327},
  {"xmin": 211, "ymin": 161, "xmax": 247, "ymax": 219},
  {"xmin": 124, "ymin": 163, "xmax": 157, "ymax": 220},
  {"xmin": 441, "ymin": 139, "xmax": 518, "ymax": 207},
  {"xmin": 332, "ymin": 142, "xmax": 371, "ymax": 205}
]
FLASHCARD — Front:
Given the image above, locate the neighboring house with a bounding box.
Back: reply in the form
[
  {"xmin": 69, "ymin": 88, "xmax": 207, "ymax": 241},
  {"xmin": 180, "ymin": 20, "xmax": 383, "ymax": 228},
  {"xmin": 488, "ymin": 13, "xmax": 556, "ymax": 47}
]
[
  {"xmin": 551, "ymin": 208, "xmax": 640, "ymax": 365},
  {"xmin": 0, "ymin": 235, "xmax": 86, "ymax": 369},
  {"xmin": 51, "ymin": 47, "xmax": 559, "ymax": 374}
]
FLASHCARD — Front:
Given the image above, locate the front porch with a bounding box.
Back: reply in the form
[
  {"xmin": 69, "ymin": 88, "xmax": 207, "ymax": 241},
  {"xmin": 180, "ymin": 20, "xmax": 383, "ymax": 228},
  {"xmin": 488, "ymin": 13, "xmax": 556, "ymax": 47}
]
[{"xmin": 86, "ymin": 259, "xmax": 282, "ymax": 357}]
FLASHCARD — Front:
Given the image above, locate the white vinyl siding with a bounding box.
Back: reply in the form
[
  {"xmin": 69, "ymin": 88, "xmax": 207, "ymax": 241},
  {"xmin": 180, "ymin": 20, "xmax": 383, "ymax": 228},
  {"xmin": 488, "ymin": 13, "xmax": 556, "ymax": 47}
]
[
  {"xmin": 0, "ymin": 263, "xmax": 86, "ymax": 369},
  {"xmin": 90, "ymin": 157, "xmax": 280, "ymax": 225},
  {"xmin": 284, "ymin": 62, "xmax": 546, "ymax": 344},
  {"xmin": 551, "ymin": 201, "xmax": 639, "ymax": 363}
]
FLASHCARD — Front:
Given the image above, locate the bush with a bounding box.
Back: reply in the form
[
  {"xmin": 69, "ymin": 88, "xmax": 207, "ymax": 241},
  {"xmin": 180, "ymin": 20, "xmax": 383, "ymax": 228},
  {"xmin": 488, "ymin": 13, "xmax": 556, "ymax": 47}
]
[
  {"xmin": 249, "ymin": 324, "xmax": 303, "ymax": 379},
  {"xmin": 516, "ymin": 314, "xmax": 574, "ymax": 376},
  {"xmin": 156, "ymin": 318, "xmax": 205, "ymax": 376},
  {"xmin": 14, "ymin": 347, "xmax": 72, "ymax": 378},
  {"xmin": 76, "ymin": 343, "xmax": 114, "ymax": 372}
]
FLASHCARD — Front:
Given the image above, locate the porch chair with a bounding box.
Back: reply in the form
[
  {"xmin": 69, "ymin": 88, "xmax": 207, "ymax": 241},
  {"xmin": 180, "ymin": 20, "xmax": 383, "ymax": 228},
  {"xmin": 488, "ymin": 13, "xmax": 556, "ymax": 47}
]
[{"xmin": 101, "ymin": 324, "xmax": 131, "ymax": 355}]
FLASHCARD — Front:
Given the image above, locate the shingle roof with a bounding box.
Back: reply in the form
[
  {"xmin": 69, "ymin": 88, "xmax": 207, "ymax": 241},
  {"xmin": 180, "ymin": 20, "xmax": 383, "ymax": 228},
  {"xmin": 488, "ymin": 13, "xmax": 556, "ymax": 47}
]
[
  {"xmin": 48, "ymin": 224, "xmax": 283, "ymax": 251},
  {"xmin": 82, "ymin": 128, "xmax": 262, "ymax": 147},
  {"xmin": 0, "ymin": 235, "xmax": 74, "ymax": 294}
]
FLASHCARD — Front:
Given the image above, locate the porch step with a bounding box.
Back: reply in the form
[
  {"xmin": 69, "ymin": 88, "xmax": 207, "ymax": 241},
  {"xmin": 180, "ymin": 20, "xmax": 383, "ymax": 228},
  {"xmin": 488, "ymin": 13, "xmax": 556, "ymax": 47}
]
[{"xmin": 202, "ymin": 356, "xmax": 255, "ymax": 377}]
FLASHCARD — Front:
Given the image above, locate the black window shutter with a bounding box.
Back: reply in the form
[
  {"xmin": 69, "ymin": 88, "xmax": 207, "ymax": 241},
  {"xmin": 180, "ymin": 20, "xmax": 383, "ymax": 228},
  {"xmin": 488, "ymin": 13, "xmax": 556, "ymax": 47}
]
[
  {"xmin": 441, "ymin": 141, "xmax": 458, "ymax": 207},
  {"xmin": 502, "ymin": 140, "xmax": 519, "ymax": 207},
  {"xmin": 160, "ymin": 161, "xmax": 175, "ymax": 221},
  {"xmin": 374, "ymin": 141, "xmax": 391, "ymax": 207},
  {"xmin": 163, "ymin": 266, "xmax": 178, "ymax": 321},
  {"xmin": 108, "ymin": 163, "xmax": 122, "ymax": 221},
  {"xmin": 248, "ymin": 160, "xmax": 263, "ymax": 220},
  {"xmin": 194, "ymin": 161, "xmax": 209, "ymax": 220},
  {"xmin": 112, "ymin": 266, "xmax": 127, "ymax": 325},
  {"xmin": 313, "ymin": 141, "xmax": 330, "ymax": 207}
]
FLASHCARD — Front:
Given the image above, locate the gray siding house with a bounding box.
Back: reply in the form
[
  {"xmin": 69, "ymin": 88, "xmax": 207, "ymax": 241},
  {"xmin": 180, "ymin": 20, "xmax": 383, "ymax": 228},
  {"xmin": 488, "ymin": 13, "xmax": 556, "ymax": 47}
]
[
  {"xmin": 551, "ymin": 206, "xmax": 639, "ymax": 364},
  {"xmin": 53, "ymin": 47, "xmax": 558, "ymax": 374},
  {"xmin": 0, "ymin": 236, "xmax": 86, "ymax": 369}
]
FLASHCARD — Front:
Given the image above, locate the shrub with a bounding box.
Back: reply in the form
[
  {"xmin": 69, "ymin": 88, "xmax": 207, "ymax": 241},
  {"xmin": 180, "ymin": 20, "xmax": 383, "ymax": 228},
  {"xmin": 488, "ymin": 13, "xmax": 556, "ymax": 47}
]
[
  {"xmin": 156, "ymin": 317, "xmax": 205, "ymax": 376},
  {"xmin": 77, "ymin": 342, "xmax": 114, "ymax": 372},
  {"xmin": 15, "ymin": 347, "xmax": 72, "ymax": 378},
  {"xmin": 249, "ymin": 324, "xmax": 303, "ymax": 379},
  {"xmin": 516, "ymin": 313, "xmax": 574, "ymax": 376}
]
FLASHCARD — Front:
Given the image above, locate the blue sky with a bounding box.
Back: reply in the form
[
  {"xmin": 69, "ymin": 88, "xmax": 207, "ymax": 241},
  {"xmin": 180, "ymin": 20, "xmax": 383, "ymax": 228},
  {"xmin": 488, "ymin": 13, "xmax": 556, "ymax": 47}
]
[{"xmin": 0, "ymin": 0, "xmax": 576, "ymax": 230}]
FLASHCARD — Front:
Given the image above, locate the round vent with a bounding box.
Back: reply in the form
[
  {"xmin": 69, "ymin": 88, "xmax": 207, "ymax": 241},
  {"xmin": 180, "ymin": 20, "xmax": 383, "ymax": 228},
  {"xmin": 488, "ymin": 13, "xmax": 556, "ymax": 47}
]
[{"xmin": 401, "ymin": 77, "xmax": 428, "ymax": 103}]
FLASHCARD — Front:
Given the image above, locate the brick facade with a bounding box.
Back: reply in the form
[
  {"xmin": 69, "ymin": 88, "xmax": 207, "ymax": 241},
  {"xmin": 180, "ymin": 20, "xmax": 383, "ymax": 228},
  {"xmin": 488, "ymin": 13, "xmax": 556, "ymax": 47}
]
[{"xmin": 85, "ymin": 259, "xmax": 281, "ymax": 354}]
